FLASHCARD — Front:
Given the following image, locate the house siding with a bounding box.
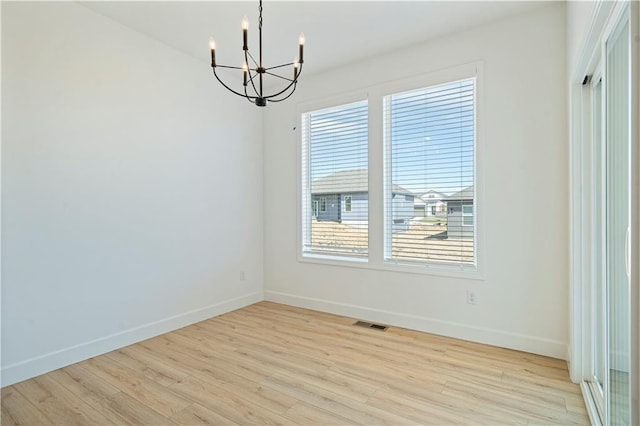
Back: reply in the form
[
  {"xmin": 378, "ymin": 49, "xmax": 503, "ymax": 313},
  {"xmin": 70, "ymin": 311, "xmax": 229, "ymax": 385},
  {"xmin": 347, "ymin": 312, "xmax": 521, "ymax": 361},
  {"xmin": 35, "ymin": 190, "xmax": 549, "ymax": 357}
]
[
  {"xmin": 392, "ymin": 194, "xmax": 414, "ymax": 232},
  {"xmin": 313, "ymin": 194, "xmax": 341, "ymax": 222},
  {"xmin": 341, "ymin": 192, "xmax": 368, "ymax": 223},
  {"xmin": 447, "ymin": 200, "xmax": 474, "ymax": 239},
  {"xmin": 312, "ymin": 191, "xmax": 411, "ymax": 229}
]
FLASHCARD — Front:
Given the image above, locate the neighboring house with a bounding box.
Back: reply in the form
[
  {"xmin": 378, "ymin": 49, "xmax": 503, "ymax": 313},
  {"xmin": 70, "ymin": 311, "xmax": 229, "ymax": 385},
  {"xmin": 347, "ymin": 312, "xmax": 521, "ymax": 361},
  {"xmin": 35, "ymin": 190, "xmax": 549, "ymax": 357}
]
[
  {"xmin": 311, "ymin": 169, "xmax": 414, "ymax": 230},
  {"xmin": 391, "ymin": 192, "xmax": 414, "ymax": 231},
  {"xmin": 419, "ymin": 189, "xmax": 448, "ymax": 217},
  {"xmin": 446, "ymin": 185, "xmax": 474, "ymax": 239},
  {"xmin": 413, "ymin": 197, "xmax": 427, "ymax": 217}
]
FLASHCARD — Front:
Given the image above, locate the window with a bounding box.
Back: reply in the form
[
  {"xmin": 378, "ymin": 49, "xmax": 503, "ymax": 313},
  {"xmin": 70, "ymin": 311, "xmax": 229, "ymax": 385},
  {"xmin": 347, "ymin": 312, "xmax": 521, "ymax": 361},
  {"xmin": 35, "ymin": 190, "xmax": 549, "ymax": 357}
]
[
  {"xmin": 344, "ymin": 196, "xmax": 352, "ymax": 212},
  {"xmin": 299, "ymin": 66, "xmax": 479, "ymax": 273},
  {"xmin": 384, "ymin": 78, "xmax": 475, "ymax": 267},
  {"xmin": 462, "ymin": 205, "xmax": 473, "ymax": 226},
  {"xmin": 301, "ymin": 100, "xmax": 368, "ymax": 258}
]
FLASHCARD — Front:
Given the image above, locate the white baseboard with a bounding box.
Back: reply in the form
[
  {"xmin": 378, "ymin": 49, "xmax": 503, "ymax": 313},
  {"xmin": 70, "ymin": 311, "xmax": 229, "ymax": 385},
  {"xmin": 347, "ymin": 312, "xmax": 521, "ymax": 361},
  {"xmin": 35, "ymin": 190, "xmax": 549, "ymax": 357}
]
[
  {"xmin": 1, "ymin": 292, "xmax": 263, "ymax": 387},
  {"xmin": 265, "ymin": 290, "xmax": 568, "ymax": 360}
]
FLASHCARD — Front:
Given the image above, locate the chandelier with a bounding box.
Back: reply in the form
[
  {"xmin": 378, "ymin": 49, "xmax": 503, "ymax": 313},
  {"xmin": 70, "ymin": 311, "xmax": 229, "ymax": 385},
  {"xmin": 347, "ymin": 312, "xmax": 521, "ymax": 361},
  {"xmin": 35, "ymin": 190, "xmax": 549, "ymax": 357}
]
[{"xmin": 209, "ymin": 0, "xmax": 304, "ymax": 107}]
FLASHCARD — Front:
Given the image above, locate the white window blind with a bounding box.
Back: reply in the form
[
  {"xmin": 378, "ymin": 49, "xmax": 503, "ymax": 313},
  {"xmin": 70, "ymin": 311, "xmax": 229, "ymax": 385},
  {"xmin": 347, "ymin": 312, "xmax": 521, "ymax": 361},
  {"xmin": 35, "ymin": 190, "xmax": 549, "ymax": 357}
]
[
  {"xmin": 301, "ymin": 100, "xmax": 368, "ymax": 258},
  {"xmin": 384, "ymin": 78, "xmax": 475, "ymax": 267}
]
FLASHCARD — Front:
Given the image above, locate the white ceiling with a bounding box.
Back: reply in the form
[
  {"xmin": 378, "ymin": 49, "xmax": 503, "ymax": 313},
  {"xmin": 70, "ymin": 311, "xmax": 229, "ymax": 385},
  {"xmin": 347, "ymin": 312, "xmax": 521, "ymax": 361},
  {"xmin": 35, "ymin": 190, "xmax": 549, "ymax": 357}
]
[{"xmin": 80, "ymin": 1, "xmax": 549, "ymax": 76}]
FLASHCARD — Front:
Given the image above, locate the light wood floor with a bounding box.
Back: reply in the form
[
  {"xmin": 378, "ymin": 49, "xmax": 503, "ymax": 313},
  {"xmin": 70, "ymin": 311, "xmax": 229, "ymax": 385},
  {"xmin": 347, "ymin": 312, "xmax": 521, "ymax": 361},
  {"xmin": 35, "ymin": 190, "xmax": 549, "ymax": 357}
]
[{"xmin": 1, "ymin": 301, "xmax": 589, "ymax": 425}]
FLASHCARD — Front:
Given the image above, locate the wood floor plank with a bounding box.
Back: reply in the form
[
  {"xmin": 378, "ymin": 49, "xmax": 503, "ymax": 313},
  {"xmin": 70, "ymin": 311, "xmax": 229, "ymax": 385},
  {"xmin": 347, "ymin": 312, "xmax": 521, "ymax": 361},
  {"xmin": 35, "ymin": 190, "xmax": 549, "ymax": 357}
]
[
  {"xmin": 170, "ymin": 403, "xmax": 241, "ymax": 425},
  {"xmin": 103, "ymin": 392, "xmax": 176, "ymax": 425},
  {"xmin": 145, "ymin": 329, "xmax": 300, "ymax": 416},
  {"xmin": 442, "ymin": 379, "xmax": 586, "ymax": 425},
  {"xmin": 565, "ymin": 392, "xmax": 590, "ymax": 418},
  {"xmin": 283, "ymin": 401, "xmax": 360, "ymax": 425},
  {"xmin": 168, "ymin": 375, "xmax": 296, "ymax": 425},
  {"xmin": 213, "ymin": 314, "xmax": 337, "ymax": 361},
  {"xmin": 139, "ymin": 333, "xmax": 276, "ymax": 392},
  {"xmin": 60, "ymin": 364, "xmax": 122, "ymax": 397},
  {"xmin": 263, "ymin": 373, "xmax": 416, "ymax": 425},
  {"xmin": 448, "ymin": 373, "xmax": 569, "ymax": 413},
  {"xmin": 104, "ymin": 347, "xmax": 188, "ymax": 387},
  {"xmin": 82, "ymin": 355, "xmax": 191, "ymax": 418},
  {"xmin": 1, "ymin": 386, "xmax": 53, "ymax": 426},
  {"xmin": 13, "ymin": 375, "xmax": 116, "ymax": 425},
  {"xmin": 1, "ymin": 301, "xmax": 587, "ymax": 425},
  {"xmin": 46, "ymin": 368, "xmax": 132, "ymax": 425},
  {"xmin": 366, "ymin": 387, "xmax": 497, "ymax": 426}
]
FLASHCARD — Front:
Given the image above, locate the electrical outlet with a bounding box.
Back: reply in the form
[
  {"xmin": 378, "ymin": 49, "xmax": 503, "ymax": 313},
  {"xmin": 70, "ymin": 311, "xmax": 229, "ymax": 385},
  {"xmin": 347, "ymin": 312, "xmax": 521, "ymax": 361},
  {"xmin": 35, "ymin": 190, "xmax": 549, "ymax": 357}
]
[
  {"xmin": 466, "ymin": 290, "xmax": 477, "ymax": 305},
  {"xmin": 240, "ymin": 271, "xmax": 246, "ymax": 281}
]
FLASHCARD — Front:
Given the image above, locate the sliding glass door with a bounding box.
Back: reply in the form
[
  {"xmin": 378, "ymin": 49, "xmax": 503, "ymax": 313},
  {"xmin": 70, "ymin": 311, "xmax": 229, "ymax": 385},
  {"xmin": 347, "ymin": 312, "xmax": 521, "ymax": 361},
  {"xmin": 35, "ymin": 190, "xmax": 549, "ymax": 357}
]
[
  {"xmin": 585, "ymin": 7, "xmax": 634, "ymax": 425},
  {"xmin": 605, "ymin": 14, "xmax": 631, "ymax": 426}
]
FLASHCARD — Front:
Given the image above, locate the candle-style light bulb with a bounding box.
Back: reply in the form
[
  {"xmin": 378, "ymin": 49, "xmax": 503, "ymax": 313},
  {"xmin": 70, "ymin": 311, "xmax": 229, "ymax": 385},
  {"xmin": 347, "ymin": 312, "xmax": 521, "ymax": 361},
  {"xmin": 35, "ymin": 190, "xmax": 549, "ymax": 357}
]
[
  {"xmin": 209, "ymin": 37, "xmax": 216, "ymax": 67},
  {"xmin": 294, "ymin": 60, "xmax": 300, "ymax": 79},
  {"xmin": 242, "ymin": 16, "xmax": 249, "ymax": 51},
  {"xmin": 242, "ymin": 61, "xmax": 249, "ymax": 86},
  {"xmin": 298, "ymin": 33, "xmax": 305, "ymax": 64}
]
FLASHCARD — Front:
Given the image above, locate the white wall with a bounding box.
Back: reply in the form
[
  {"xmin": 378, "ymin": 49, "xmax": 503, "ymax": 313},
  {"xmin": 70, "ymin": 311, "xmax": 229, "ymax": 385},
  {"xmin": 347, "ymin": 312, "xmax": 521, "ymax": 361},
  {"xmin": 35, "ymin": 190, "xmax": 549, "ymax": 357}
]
[
  {"xmin": 567, "ymin": 1, "xmax": 598, "ymax": 79},
  {"xmin": 264, "ymin": 3, "xmax": 568, "ymax": 359},
  {"xmin": 1, "ymin": 2, "xmax": 263, "ymax": 386}
]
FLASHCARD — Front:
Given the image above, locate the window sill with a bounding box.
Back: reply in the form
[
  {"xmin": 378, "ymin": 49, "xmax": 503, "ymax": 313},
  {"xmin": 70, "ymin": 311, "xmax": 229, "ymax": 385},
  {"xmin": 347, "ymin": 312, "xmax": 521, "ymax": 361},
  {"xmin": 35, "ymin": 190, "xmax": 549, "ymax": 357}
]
[{"xmin": 298, "ymin": 252, "xmax": 484, "ymax": 281}]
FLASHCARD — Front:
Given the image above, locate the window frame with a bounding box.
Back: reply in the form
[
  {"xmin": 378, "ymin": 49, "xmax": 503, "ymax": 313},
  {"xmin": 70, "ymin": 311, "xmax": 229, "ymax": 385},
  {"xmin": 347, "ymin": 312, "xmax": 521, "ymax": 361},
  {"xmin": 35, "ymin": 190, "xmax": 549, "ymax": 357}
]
[
  {"xmin": 319, "ymin": 197, "xmax": 327, "ymax": 213},
  {"xmin": 296, "ymin": 63, "xmax": 483, "ymax": 279},
  {"xmin": 462, "ymin": 205, "xmax": 474, "ymax": 227},
  {"xmin": 344, "ymin": 195, "xmax": 352, "ymax": 212},
  {"xmin": 298, "ymin": 93, "xmax": 370, "ymax": 262}
]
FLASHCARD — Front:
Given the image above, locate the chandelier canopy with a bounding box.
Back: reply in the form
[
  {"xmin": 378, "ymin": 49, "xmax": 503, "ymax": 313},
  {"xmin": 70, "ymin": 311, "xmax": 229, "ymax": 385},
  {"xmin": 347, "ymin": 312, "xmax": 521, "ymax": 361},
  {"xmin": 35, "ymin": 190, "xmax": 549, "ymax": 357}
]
[{"xmin": 209, "ymin": 0, "xmax": 304, "ymax": 107}]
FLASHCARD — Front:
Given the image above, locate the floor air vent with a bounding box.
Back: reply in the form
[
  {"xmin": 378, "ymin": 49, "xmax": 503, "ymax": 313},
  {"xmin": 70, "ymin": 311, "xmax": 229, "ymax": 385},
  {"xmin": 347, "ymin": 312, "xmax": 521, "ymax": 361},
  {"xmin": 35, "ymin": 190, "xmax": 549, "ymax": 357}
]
[{"xmin": 353, "ymin": 320, "xmax": 389, "ymax": 331}]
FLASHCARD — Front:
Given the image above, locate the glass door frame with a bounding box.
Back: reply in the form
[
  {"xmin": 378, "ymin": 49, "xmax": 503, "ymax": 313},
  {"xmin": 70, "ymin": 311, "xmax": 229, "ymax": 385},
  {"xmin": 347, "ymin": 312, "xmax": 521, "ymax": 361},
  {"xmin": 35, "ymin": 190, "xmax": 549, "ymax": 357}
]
[
  {"xmin": 569, "ymin": 1, "xmax": 639, "ymax": 424},
  {"xmin": 588, "ymin": 69, "xmax": 606, "ymax": 421}
]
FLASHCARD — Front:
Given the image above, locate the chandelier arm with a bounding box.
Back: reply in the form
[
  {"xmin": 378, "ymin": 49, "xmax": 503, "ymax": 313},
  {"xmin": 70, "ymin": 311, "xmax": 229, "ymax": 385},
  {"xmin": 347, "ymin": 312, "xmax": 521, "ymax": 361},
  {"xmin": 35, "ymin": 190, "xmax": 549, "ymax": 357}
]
[
  {"xmin": 263, "ymin": 62, "xmax": 297, "ymax": 71},
  {"xmin": 268, "ymin": 83, "xmax": 298, "ymax": 103},
  {"xmin": 246, "ymin": 64, "xmax": 261, "ymax": 97},
  {"xmin": 263, "ymin": 70, "xmax": 295, "ymax": 82},
  {"xmin": 247, "ymin": 51, "xmax": 259, "ymax": 68},
  {"xmin": 244, "ymin": 49, "xmax": 261, "ymax": 97},
  {"xmin": 244, "ymin": 83, "xmax": 256, "ymax": 103},
  {"xmin": 263, "ymin": 80, "xmax": 297, "ymax": 100},
  {"xmin": 213, "ymin": 68, "xmax": 258, "ymax": 100},
  {"xmin": 215, "ymin": 64, "xmax": 245, "ymax": 71},
  {"xmin": 262, "ymin": 64, "xmax": 302, "ymax": 100}
]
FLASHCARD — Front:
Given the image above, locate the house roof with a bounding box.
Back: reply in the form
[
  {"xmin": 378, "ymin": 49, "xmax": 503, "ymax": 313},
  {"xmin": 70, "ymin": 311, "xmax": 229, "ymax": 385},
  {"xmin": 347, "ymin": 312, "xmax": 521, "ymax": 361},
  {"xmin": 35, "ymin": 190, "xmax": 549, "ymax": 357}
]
[
  {"xmin": 420, "ymin": 189, "xmax": 447, "ymax": 201},
  {"xmin": 447, "ymin": 185, "xmax": 474, "ymax": 200},
  {"xmin": 311, "ymin": 169, "xmax": 412, "ymax": 195}
]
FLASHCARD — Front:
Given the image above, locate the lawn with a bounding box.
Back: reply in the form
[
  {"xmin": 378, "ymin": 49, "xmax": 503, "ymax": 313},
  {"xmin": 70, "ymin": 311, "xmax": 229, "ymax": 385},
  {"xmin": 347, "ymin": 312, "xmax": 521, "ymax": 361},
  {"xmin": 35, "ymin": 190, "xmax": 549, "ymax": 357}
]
[{"xmin": 310, "ymin": 219, "xmax": 474, "ymax": 264}]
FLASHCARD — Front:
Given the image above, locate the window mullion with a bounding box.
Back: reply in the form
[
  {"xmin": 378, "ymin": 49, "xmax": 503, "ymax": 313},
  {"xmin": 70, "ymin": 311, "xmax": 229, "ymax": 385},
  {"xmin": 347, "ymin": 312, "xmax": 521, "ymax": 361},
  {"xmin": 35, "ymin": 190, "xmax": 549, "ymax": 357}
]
[{"xmin": 368, "ymin": 89, "xmax": 384, "ymax": 266}]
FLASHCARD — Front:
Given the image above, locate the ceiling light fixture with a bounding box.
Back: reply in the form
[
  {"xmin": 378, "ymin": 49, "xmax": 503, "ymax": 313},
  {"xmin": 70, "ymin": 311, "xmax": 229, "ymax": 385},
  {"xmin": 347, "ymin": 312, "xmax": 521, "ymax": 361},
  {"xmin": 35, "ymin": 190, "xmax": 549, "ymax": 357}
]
[{"xmin": 209, "ymin": 0, "xmax": 304, "ymax": 107}]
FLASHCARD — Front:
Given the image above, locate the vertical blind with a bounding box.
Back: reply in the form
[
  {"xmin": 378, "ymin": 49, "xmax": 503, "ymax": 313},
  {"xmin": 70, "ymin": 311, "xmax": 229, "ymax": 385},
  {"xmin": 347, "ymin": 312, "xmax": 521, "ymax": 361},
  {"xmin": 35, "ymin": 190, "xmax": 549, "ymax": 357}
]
[
  {"xmin": 301, "ymin": 100, "xmax": 369, "ymax": 258},
  {"xmin": 384, "ymin": 78, "xmax": 476, "ymax": 267}
]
